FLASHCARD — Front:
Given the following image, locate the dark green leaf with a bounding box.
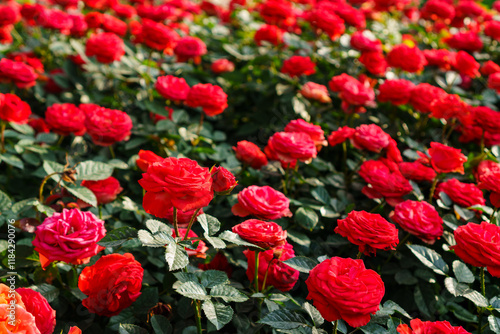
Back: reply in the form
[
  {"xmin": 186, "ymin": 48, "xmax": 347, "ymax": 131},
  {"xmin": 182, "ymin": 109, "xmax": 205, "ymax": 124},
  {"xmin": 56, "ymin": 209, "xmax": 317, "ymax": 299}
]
[
  {"xmin": 76, "ymin": 161, "xmax": 114, "ymax": 181},
  {"xmin": 151, "ymin": 315, "xmax": 173, "ymax": 334},
  {"xmin": 303, "ymin": 302, "xmax": 324, "ymax": 326},
  {"xmin": 218, "ymin": 231, "xmax": 263, "ymax": 250},
  {"xmin": 311, "ymin": 187, "xmax": 330, "ymax": 204},
  {"xmin": 259, "ymin": 309, "xmax": 309, "ymax": 330},
  {"xmin": 452, "ymin": 261, "xmax": 474, "ymax": 284},
  {"xmin": 283, "ymin": 256, "xmax": 318, "ymax": 273},
  {"xmin": 202, "ymin": 300, "xmax": 234, "ymax": 330},
  {"xmin": 165, "ymin": 243, "xmax": 189, "ymax": 271},
  {"xmin": 294, "ymin": 207, "xmax": 319, "ymax": 231},
  {"xmin": 198, "ymin": 214, "xmax": 221, "ymax": 236},
  {"xmin": 118, "ymin": 324, "xmax": 148, "ymax": 334},
  {"xmin": 65, "ymin": 186, "xmax": 97, "ymax": 207},
  {"xmin": 176, "ymin": 281, "xmax": 209, "ymax": 300},
  {"xmin": 210, "ymin": 284, "xmax": 248, "ymax": 302},
  {"xmin": 99, "ymin": 227, "xmax": 138, "ymax": 247},
  {"xmin": 407, "ymin": 244, "xmax": 449, "ymax": 275},
  {"xmin": 200, "ymin": 270, "xmax": 228, "ymax": 288}
]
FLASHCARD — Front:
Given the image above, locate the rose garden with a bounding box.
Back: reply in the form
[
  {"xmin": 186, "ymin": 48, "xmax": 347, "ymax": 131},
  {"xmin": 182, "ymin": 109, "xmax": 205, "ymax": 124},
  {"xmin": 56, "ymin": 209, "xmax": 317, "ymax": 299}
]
[{"xmin": 1, "ymin": 0, "xmax": 500, "ymax": 333}]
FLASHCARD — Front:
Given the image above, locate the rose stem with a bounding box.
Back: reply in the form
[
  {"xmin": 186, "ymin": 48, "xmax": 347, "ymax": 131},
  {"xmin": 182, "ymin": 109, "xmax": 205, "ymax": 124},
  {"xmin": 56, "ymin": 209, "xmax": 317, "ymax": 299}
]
[
  {"xmin": 173, "ymin": 207, "xmax": 180, "ymax": 238},
  {"xmin": 98, "ymin": 205, "xmax": 103, "ymax": 220},
  {"xmin": 109, "ymin": 145, "xmax": 116, "ymax": 159},
  {"xmin": 196, "ymin": 112, "xmax": 204, "ymax": 137},
  {"xmin": 194, "ymin": 300, "xmax": 203, "ymax": 334},
  {"xmin": 478, "ymin": 267, "xmax": 486, "ymax": 334},
  {"xmin": 428, "ymin": 176, "xmax": 439, "ymax": 203},
  {"xmin": 333, "ymin": 320, "xmax": 338, "ymax": 334},
  {"xmin": 490, "ymin": 208, "xmax": 499, "ymax": 225},
  {"xmin": 0, "ymin": 121, "xmax": 5, "ymax": 153},
  {"xmin": 254, "ymin": 251, "xmax": 260, "ymax": 293},
  {"xmin": 183, "ymin": 208, "xmax": 201, "ymax": 241},
  {"xmin": 356, "ymin": 252, "xmax": 363, "ymax": 259},
  {"xmin": 261, "ymin": 261, "xmax": 273, "ymax": 291}
]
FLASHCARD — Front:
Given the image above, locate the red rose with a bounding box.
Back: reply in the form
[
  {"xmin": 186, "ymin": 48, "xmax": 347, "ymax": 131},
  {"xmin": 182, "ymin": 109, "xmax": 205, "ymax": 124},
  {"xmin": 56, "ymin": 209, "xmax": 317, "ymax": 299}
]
[
  {"xmin": 84, "ymin": 105, "xmax": 133, "ymax": 146},
  {"xmin": 430, "ymin": 94, "xmax": 472, "ymax": 125},
  {"xmin": 351, "ymin": 124, "xmax": 391, "ymax": 153},
  {"xmin": 477, "ymin": 169, "xmax": 500, "ymax": 207},
  {"xmin": 397, "ymin": 319, "xmax": 470, "ymax": 334},
  {"xmin": 485, "ymin": 21, "xmax": 500, "ymax": 41},
  {"xmin": 199, "ymin": 252, "xmax": 233, "ymax": 278},
  {"xmin": 79, "ymin": 253, "xmax": 143, "ymax": 316},
  {"xmin": 139, "ymin": 157, "xmax": 213, "ymax": 215},
  {"xmin": 36, "ymin": 9, "xmax": 73, "ymax": 35},
  {"xmin": 45, "ymin": 103, "xmax": 86, "ymax": 136},
  {"xmin": 481, "ymin": 61, "xmax": 500, "ymax": 76},
  {"xmin": 409, "ymin": 83, "xmax": 447, "ymax": 113},
  {"xmin": 387, "ymin": 44, "xmax": 427, "ymax": 73},
  {"xmin": 435, "ymin": 178, "xmax": 485, "ymax": 207},
  {"xmin": 164, "ymin": 207, "xmax": 203, "ymax": 227},
  {"xmin": 335, "ymin": 210, "xmax": 399, "ymax": 255},
  {"xmin": 254, "ymin": 24, "xmax": 283, "ymax": 46},
  {"xmin": 0, "ymin": 4, "xmax": 20, "ymax": 26},
  {"xmin": 475, "ymin": 160, "xmax": 500, "ymax": 183},
  {"xmin": 488, "ymin": 72, "xmax": 500, "ymax": 93},
  {"xmin": 423, "ymin": 49, "xmax": 454, "ymax": 70},
  {"xmin": 259, "ymin": 0, "xmax": 295, "ymax": 27},
  {"xmin": 420, "ymin": 0, "xmax": 455, "ymax": 20},
  {"xmin": 172, "ymin": 229, "xmax": 208, "ymax": 258},
  {"xmin": 232, "ymin": 185, "xmax": 291, "ymax": 220},
  {"xmin": 68, "ymin": 327, "xmax": 82, "ymax": 334},
  {"xmin": 233, "ymin": 140, "xmax": 268, "ymax": 169},
  {"xmin": 338, "ymin": 77, "xmax": 376, "ymax": 113},
  {"xmin": 445, "ymin": 31, "xmax": 483, "ymax": 52},
  {"xmin": 139, "ymin": 19, "xmax": 179, "ymax": 52},
  {"xmin": 390, "ymin": 200, "xmax": 443, "ymax": 244},
  {"xmin": 428, "ymin": 142, "xmax": 467, "ymax": 174},
  {"xmin": 0, "ymin": 58, "xmax": 37, "ymax": 88},
  {"xmin": 16, "ymin": 288, "xmax": 56, "ymax": 334},
  {"xmin": 81, "ymin": 176, "xmax": 123, "ymax": 205},
  {"xmin": 0, "ymin": 25, "xmax": 12, "ymax": 45},
  {"xmin": 0, "ymin": 93, "xmax": 31, "ymax": 124},
  {"xmin": 136, "ymin": 149, "xmax": 163, "ymax": 172},
  {"xmin": 211, "ymin": 166, "xmax": 237, "ymax": 193},
  {"xmin": 300, "ymin": 82, "xmax": 331, "ymax": 103},
  {"xmin": 387, "ymin": 138, "xmax": 403, "ymax": 163},
  {"xmin": 284, "ymin": 119, "xmax": 327, "ymax": 151},
  {"xmin": 112, "ymin": 3, "xmax": 136, "ymax": 18},
  {"xmin": 327, "ymin": 126, "xmax": 355, "ymax": 146},
  {"xmin": 359, "ymin": 51, "xmax": 388, "ymax": 76},
  {"xmin": 451, "ymin": 51, "xmax": 480, "ymax": 78},
  {"xmin": 244, "ymin": 241, "xmax": 299, "ymax": 291},
  {"xmin": 281, "ymin": 56, "xmax": 316, "ymax": 77},
  {"xmin": 155, "ymin": 75, "xmax": 190, "ymax": 102},
  {"xmin": 232, "ymin": 219, "xmax": 287, "ymax": 249},
  {"xmin": 28, "ymin": 116, "xmax": 50, "ymax": 134},
  {"xmin": 350, "ymin": 31, "xmax": 382, "ymax": 53},
  {"xmin": 264, "ymin": 132, "xmax": 317, "ymax": 168},
  {"xmin": 398, "ymin": 162, "xmax": 436, "ymax": 182},
  {"xmin": 86, "ymin": 33, "xmax": 125, "ymax": 64},
  {"xmin": 211, "ymin": 59, "xmax": 235, "ymax": 74},
  {"xmin": 306, "ymin": 6, "xmax": 345, "ymax": 40},
  {"xmin": 452, "ymin": 222, "xmax": 500, "ymax": 277},
  {"xmin": 306, "ymin": 257, "xmax": 384, "ymax": 327},
  {"xmin": 472, "ymin": 106, "xmax": 500, "ymax": 135},
  {"xmin": 84, "ymin": 12, "xmax": 102, "ymax": 28},
  {"xmin": 101, "ymin": 14, "xmax": 127, "ymax": 36},
  {"xmin": 185, "ymin": 83, "xmax": 228, "ymax": 117},
  {"xmin": 377, "ymin": 79, "xmax": 414, "ymax": 105},
  {"xmin": 174, "ymin": 36, "xmax": 207, "ymax": 63}
]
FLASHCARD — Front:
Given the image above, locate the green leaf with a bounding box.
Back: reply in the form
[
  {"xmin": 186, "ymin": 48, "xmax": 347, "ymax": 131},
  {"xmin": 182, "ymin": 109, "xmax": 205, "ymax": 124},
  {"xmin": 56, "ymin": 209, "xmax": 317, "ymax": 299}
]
[
  {"xmin": 176, "ymin": 281, "xmax": 209, "ymax": 300},
  {"xmin": 118, "ymin": 324, "xmax": 148, "ymax": 334},
  {"xmin": 65, "ymin": 185, "xmax": 97, "ymax": 207},
  {"xmin": 445, "ymin": 277, "xmax": 488, "ymax": 307},
  {"xmin": 453, "ymin": 205, "xmax": 475, "ymax": 221},
  {"xmin": 287, "ymin": 230, "xmax": 311, "ymax": 248},
  {"xmin": 99, "ymin": 227, "xmax": 138, "ymax": 247},
  {"xmin": 145, "ymin": 219, "xmax": 172, "ymax": 234},
  {"xmin": 173, "ymin": 272, "xmax": 198, "ymax": 284},
  {"xmin": 151, "ymin": 315, "xmax": 173, "ymax": 334},
  {"xmin": 76, "ymin": 161, "xmax": 114, "ymax": 181},
  {"xmin": 283, "ymin": 256, "xmax": 318, "ymax": 273},
  {"xmin": 198, "ymin": 214, "xmax": 221, "ymax": 236},
  {"xmin": 138, "ymin": 230, "xmax": 173, "ymax": 248},
  {"xmin": 489, "ymin": 315, "xmax": 500, "ymax": 334},
  {"xmin": 202, "ymin": 300, "xmax": 234, "ymax": 330},
  {"xmin": 452, "ymin": 261, "xmax": 474, "ymax": 284},
  {"xmin": 42, "ymin": 160, "xmax": 65, "ymax": 180},
  {"xmin": 407, "ymin": 244, "xmax": 449, "ymax": 275},
  {"xmin": 218, "ymin": 231, "xmax": 264, "ymax": 250},
  {"xmin": 10, "ymin": 123, "xmax": 34, "ymax": 135},
  {"xmin": 30, "ymin": 284, "xmax": 59, "ymax": 303},
  {"xmin": 447, "ymin": 302, "xmax": 477, "ymax": 322},
  {"xmin": 0, "ymin": 190, "xmax": 12, "ymax": 212},
  {"xmin": 210, "ymin": 284, "xmax": 249, "ymax": 302},
  {"xmin": 165, "ymin": 242, "xmax": 189, "ymax": 271},
  {"xmin": 204, "ymin": 235, "xmax": 226, "ymax": 249},
  {"xmin": 303, "ymin": 302, "xmax": 324, "ymax": 326},
  {"xmin": 395, "ymin": 270, "xmax": 418, "ymax": 285},
  {"xmin": 33, "ymin": 200, "xmax": 55, "ymax": 216},
  {"xmin": 200, "ymin": 270, "xmax": 229, "ymax": 288},
  {"xmin": 311, "ymin": 187, "xmax": 330, "ymax": 205},
  {"xmin": 0, "ymin": 154, "xmax": 24, "ymax": 169},
  {"xmin": 259, "ymin": 309, "xmax": 309, "ymax": 330},
  {"xmin": 294, "ymin": 207, "xmax": 319, "ymax": 231},
  {"xmin": 376, "ymin": 300, "xmax": 412, "ymax": 319}
]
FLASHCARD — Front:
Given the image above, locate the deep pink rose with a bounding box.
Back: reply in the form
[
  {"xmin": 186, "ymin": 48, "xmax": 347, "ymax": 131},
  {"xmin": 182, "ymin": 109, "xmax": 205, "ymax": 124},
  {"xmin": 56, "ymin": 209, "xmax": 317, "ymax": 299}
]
[{"xmin": 232, "ymin": 185, "xmax": 292, "ymax": 220}]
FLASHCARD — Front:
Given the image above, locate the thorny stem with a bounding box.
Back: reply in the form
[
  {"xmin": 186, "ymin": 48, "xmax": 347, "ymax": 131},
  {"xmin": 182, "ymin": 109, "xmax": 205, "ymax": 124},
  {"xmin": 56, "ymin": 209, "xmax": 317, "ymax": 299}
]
[
  {"xmin": 173, "ymin": 208, "xmax": 180, "ymax": 238},
  {"xmin": 183, "ymin": 208, "xmax": 201, "ymax": 241},
  {"xmin": 194, "ymin": 300, "xmax": 203, "ymax": 334}
]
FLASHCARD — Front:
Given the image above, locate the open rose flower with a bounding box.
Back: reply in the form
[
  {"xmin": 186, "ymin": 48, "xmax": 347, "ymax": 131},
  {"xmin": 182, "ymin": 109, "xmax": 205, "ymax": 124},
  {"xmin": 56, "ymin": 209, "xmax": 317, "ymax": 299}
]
[
  {"xmin": 232, "ymin": 185, "xmax": 292, "ymax": 220},
  {"xmin": 0, "ymin": 283, "xmax": 24, "ymax": 308},
  {"xmin": 79, "ymin": 253, "xmax": 143, "ymax": 316},
  {"xmin": 300, "ymin": 82, "xmax": 331, "ymax": 103},
  {"xmin": 351, "ymin": 124, "xmax": 391, "ymax": 153},
  {"xmin": 85, "ymin": 32, "xmax": 125, "ymax": 64},
  {"xmin": 428, "ymin": 142, "xmax": 467, "ymax": 174},
  {"xmin": 84, "ymin": 105, "xmax": 133, "ymax": 146},
  {"xmin": 328, "ymin": 126, "xmax": 355, "ymax": 146},
  {"xmin": 139, "ymin": 157, "xmax": 213, "ymax": 216},
  {"xmin": 377, "ymin": 79, "xmax": 415, "ymax": 105},
  {"xmin": 232, "ymin": 219, "xmax": 287, "ymax": 249},
  {"xmin": 16, "ymin": 288, "xmax": 56, "ymax": 334},
  {"xmin": 306, "ymin": 257, "xmax": 385, "ymax": 327},
  {"xmin": 0, "ymin": 58, "xmax": 37, "ymax": 88},
  {"xmin": 284, "ymin": 119, "xmax": 327, "ymax": 151},
  {"xmin": 281, "ymin": 56, "xmax": 316, "ymax": 77},
  {"xmin": 155, "ymin": 75, "xmax": 190, "ymax": 102},
  {"xmin": 335, "ymin": 210, "xmax": 399, "ymax": 255},
  {"xmin": 45, "ymin": 103, "xmax": 86, "ymax": 136},
  {"xmin": 409, "ymin": 83, "xmax": 447, "ymax": 114},
  {"xmin": 435, "ymin": 178, "xmax": 485, "ymax": 208},
  {"xmin": 387, "ymin": 44, "xmax": 427, "ymax": 73},
  {"xmin": 185, "ymin": 83, "xmax": 228, "ymax": 117},
  {"xmin": 397, "ymin": 319, "xmax": 470, "ymax": 334},
  {"xmin": 32, "ymin": 209, "xmax": 106, "ymax": 269},
  {"xmin": 265, "ymin": 132, "xmax": 317, "ymax": 169},
  {"xmin": 0, "ymin": 304, "xmax": 40, "ymax": 334},
  {"xmin": 81, "ymin": 176, "xmax": 123, "ymax": 205},
  {"xmin": 0, "ymin": 93, "xmax": 31, "ymax": 124},
  {"xmin": 233, "ymin": 140, "xmax": 268, "ymax": 169},
  {"xmin": 174, "ymin": 36, "xmax": 207, "ymax": 63}
]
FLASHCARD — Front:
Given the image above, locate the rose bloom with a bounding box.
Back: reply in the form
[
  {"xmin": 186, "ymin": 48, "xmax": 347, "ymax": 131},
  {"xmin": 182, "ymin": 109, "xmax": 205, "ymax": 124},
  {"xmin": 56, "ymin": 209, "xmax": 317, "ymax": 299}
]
[
  {"xmin": 337, "ymin": 77, "xmax": 376, "ymax": 113},
  {"xmin": 211, "ymin": 166, "xmax": 237, "ymax": 193},
  {"xmin": 445, "ymin": 31, "xmax": 483, "ymax": 52},
  {"xmin": 16, "ymin": 288, "xmax": 56, "ymax": 334},
  {"xmin": 306, "ymin": 257, "xmax": 384, "ymax": 327},
  {"xmin": 185, "ymin": 83, "xmax": 228, "ymax": 117},
  {"xmin": 199, "ymin": 252, "xmax": 233, "ymax": 278},
  {"xmin": 0, "ymin": 93, "xmax": 31, "ymax": 124},
  {"xmin": 265, "ymin": 132, "xmax": 317, "ymax": 168},
  {"xmin": 139, "ymin": 157, "xmax": 213, "ymax": 216},
  {"xmin": 335, "ymin": 210, "xmax": 398, "ymax": 256},
  {"xmin": 477, "ymin": 168, "xmax": 500, "ymax": 207},
  {"xmin": 32, "ymin": 209, "xmax": 106, "ymax": 269},
  {"xmin": 387, "ymin": 44, "xmax": 427, "ymax": 73},
  {"xmin": 84, "ymin": 105, "xmax": 133, "ymax": 146},
  {"xmin": 173, "ymin": 229, "xmax": 208, "ymax": 258},
  {"xmin": 398, "ymin": 162, "xmax": 436, "ymax": 182},
  {"xmin": 101, "ymin": 14, "xmax": 127, "ymax": 36},
  {"xmin": 233, "ymin": 140, "xmax": 268, "ymax": 169},
  {"xmin": 377, "ymin": 79, "xmax": 415, "ymax": 105},
  {"xmin": 475, "ymin": 160, "xmax": 500, "ymax": 183},
  {"xmin": 485, "ymin": 20, "xmax": 500, "ymax": 42},
  {"xmin": 481, "ymin": 61, "xmax": 500, "ymax": 76},
  {"xmin": 45, "ymin": 103, "xmax": 86, "ymax": 136},
  {"xmin": 423, "ymin": 49, "xmax": 454, "ymax": 70},
  {"xmin": 86, "ymin": 33, "xmax": 125, "ymax": 64},
  {"xmin": 232, "ymin": 185, "xmax": 292, "ymax": 220},
  {"xmin": 397, "ymin": 319, "xmax": 470, "ymax": 334},
  {"xmin": 350, "ymin": 31, "xmax": 382, "ymax": 53},
  {"xmin": 452, "ymin": 222, "xmax": 500, "ymax": 277},
  {"xmin": 428, "ymin": 142, "xmax": 467, "ymax": 174},
  {"xmin": 452, "ymin": 51, "xmax": 480, "ymax": 78},
  {"xmin": 390, "ymin": 200, "xmax": 443, "ymax": 244},
  {"xmin": 232, "ymin": 219, "xmax": 287, "ymax": 249},
  {"xmin": 306, "ymin": 7, "xmax": 345, "ymax": 40},
  {"xmin": 0, "ymin": 4, "xmax": 20, "ymax": 27},
  {"xmin": 284, "ymin": 119, "xmax": 327, "ymax": 151},
  {"xmin": 138, "ymin": 19, "xmax": 180, "ymax": 52},
  {"xmin": 420, "ymin": 0, "xmax": 455, "ymax": 20},
  {"xmin": 0, "ymin": 26, "xmax": 12, "ymax": 45},
  {"xmin": 164, "ymin": 206, "xmax": 203, "ymax": 227},
  {"xmin": 84, "ymin": 11, "xmax": 103, "ymax": 28},
  {"xmin": 300, "ymin": 82, "xmax": 331, "ymax": 103},
  {"xmin": 79, "ymin": 253, "xmax": 143, "ymax": 316},
  {"xmin": 488, "ymin": 72, "xmax": 500, "ymax": 93},
  {"xmin": 429, "ymin": 94, "xmax": 472, "ymax": 125},
  {"xmin": 244, "ymin": 241, "xmax": 299, "ymax": 291},
  {"xmin": 174, "ymin": 36, "xmax": 207, "ymax": 63},
  {"xmin": 350, "ymin": 124, "xmax": 391, "ymax": 153},
  {"xmin": 435, "ymin": 178, "xmax": 485, "ymax": 207},
  {"xmin": 155, "ymin": 75, "xmax": 190, "ymax": 102},
  {"xmin": 211, "ymin": 59, "xmax": 235, "ymax": 74},
  {"xmin": 473, "ymin": 106, "xmax": 500, "ymax": 135},
  {"xmin": 0, "ymin": 304, "xmax": 40, "ymax": 334},
  {"xmin": 36, "ymin": 8, "xmax": 73, "ymax": 35},
  {"xmin": 359, "ymin": 51, "xmax": 388, "ymax": 76},
  {"xmin": 68, "ymin": 327, "xmax": 82, "ymax": 334},
  {"xmin": 327, "ymin": 126, "xmax": 355, "ymax": 146},
  {"xmin": 0, "ymin": 283, "xmax": 24, "ymax": 308},
  {"xmin": 259, "ymin": 0, "xmax": 295, "ymax": 26},
  {"xmin": 409, "ymin": 83, "xmax": 447, "ymax": 114},
  {"xmin": 254, "ymin": 24, "xmax": 283, "ymax": 46},
  {"xmin": 81, "ymin": 176, "xmax": 123, "ymax": 205},
  {"xmin": 0, "ymin": 58, "xmax": 38, "ymax": 88},
  {"xmin": 280, "ymin": 56, "xmax": 316, "ymax": 77}
]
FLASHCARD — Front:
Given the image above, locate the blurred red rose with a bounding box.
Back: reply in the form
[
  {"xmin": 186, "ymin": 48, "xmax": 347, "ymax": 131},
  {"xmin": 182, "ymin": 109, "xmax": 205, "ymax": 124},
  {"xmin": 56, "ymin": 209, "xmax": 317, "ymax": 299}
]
[
  {"xmin": 211, "ymin": 166, "xmax": 237, "ymax": 193},
  {"xmin": 397, "ymin": 319, "xmax": 470, "ymax": 334},
  {"xmin": 451, "ymin": 51, "xmax": 480, "ymax": 78},
  {"xmin": 254, "ymin": 24, "xmax": 283, "ymax": 46},
  {"xmin": 186, "ymin": 83, "xmax": 228, "ymax": 116},
  {"xmin": 0, "ymin": 93, "xmax": 31, "ymax": 124},
  {"xmin": 45, "ymin": 103, "xmax": 86, "ymax": 136},
  {"xmin": 84, "ymin": 11, "xmax": 102, "ymax": 28},
  {"xmin": 359, "ymin": 51, "xmax": 388, "ymax": 76},
  {"xmin": 398, "ymin": 162, "xmax": 436, "ymax": 182},
  {"xmin": 232, "ymin": 219, "xmax": 287, "ymax": 249},
  {"xmin": 211, "ymin": 59, "xmax": 235, "ymax": 74},
  {"xmin": 435, "ymin": 178, "xmax": 485, "ymax": 207},
  {"xmin": 174, "ymin": 36, "xmax": 207, "ymax": 63},
  {"xmin": 140, "ymin": 19, "xmax": 180, "ymax": 52},
  {"xmin": 488, "ymin": 72, "xmax": 500, "ymax": 93},
  {"xmin": 265, "ymin": 131, "xmax": 317, "ymax": 168},
  {"xmin": 300, "ymin": 82, "xmax": 331, "ymax": 103},
  {"xmin": 485, "ymin": 21, "xmax": 500, "ymax": 42},
  {"xmin": 444, "ymin": 31, "xmax": 483, "ymax": 52},
  {"xmin": 16, "ymin": 288, "xmax": 56, "ymax": 334},
  {"xmin": 36, "ymin": 9, "xmax": 73, "ymax": 35},
  {"xmin": 139, "ymin": 157, "xmax": 213, "ymax": 215},
  {"xmin": 306, "ymin": 257, "xmax": 384, "ymax": 327},
  {"xmin": 232, "ymin": 185, "xmax": 291, "ymax": 220},
  {"xmin": 259, "ymin": 0, "xmax": 295, "ymax": 27},
  {"xmin": 79, "ymin": 253, "xmax": 143, "ymax": 316},
  {"xmin": 420, "ymin": 0, "xmax": 455, "ymax": 21},
  {"xmin": 0, "ymin": 58, "xmax": 37, "ymax": 88},
  {"xmin": 472, "ymin": 106, "xmax": 500, "ymax": 135},
  {"xmin": 428, "ymin": 142, "xmax": 467, "ymax": 174},
  {"xmin": 284, "ymin": 119, "xmax": 327, "ymax": 151},
  {"xmin": 423, "ymin": 49, "xmax": 454, "ymax": 70},
  {"xmin": 351, "ymin": 124, "xmax": 391, "ymax": 153},
  {"xmin": 28, "ymin": 116, "xmax": 50, "ymax": 134},
  {"xmin": 387, "ymin": 44, "xmax": 427, "ymax": 73},
  {"xmin": 86, "ymin": 33, "xmax": 125, "ymax": 64},
  {"xmin": 306, "ymin": 5, "xmax": 345, "ymax": 40},
  {"xmin": 0, "ymin": 4, "xmax": 20, "ymax": 26},
  {"xmin": 81, "ymin": 176, "xmax": 123, "ymax": 205},
  {"xmin": 155, "ymin": 75, "xmax": 190, "ymax": 102},
  {"xmin": 477, "ymin": 168, "xmax": 500, "ymax": 207},
  {"xmin": 481, "ymin": 60, "xmax": 500, "ymax": 76},
  {"xmin": 327, "ymin": 126, "xmax": 355, "ymax": 146},
  {"xmin": 84, "ymin": 105, "xmax": 133, "ymax": 146},
  {"xmin": 233, "ymin": 140, "xmax": 268, "ymax": 169},
  {"xmin": 409, "ymin": 83, "xmax": 447, "ymax": 114},
  {"xmin": 350, "ymin": 31, "xmax": 382, "ymax": 52},
  {"xmin": 430, "ymin": 94, "xmax": 472, "ymax": 125},
  {"xmin": 101, "ymin": 14, "xmax": 127, "ymax": 36},
  {"xmin": 377, "ymin": 79, "xmax": 415, "ymax": 105},
  {"xmin": 281, "ymin": 56, "xmax": 316, "ymax": 77}
]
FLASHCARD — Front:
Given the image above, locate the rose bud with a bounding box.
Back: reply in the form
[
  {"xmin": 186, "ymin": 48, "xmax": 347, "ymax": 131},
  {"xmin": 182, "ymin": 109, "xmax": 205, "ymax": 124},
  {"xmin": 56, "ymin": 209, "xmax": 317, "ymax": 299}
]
[
  {"xmin": 232, "ymin": 219, "xmax": 287, "ymax": 249},
  {"xmin": 69, "ymin": 327, "xmax": 82, "ymax": 334},
  {"xmin": 300, "ymin": 82, "xmax": 331, "ymax": 103},
  {"xmin": 185, "ymin": 83, "xmax": 228, "ymax": 117},
  {"xmin": 211, "ymin": 59, "xmax": 235, "ymax": 74},
  {"xmin": 211, "ymin": 166, "xmax": 237, "ymax": 194},
  {"xmin": 232, "ymin": 140, "xmax": 268, "ymax": 169},
  {"xmin": 136, "ymin": 150, "xmax": 163, "ymax": 172},
  {"xmin": 428, "ymin": 142, "xmax": 467, "ymax": 174},
  {"xmin": 155, "ymin": 75, "xmax": 190, "ymax": 103}
]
